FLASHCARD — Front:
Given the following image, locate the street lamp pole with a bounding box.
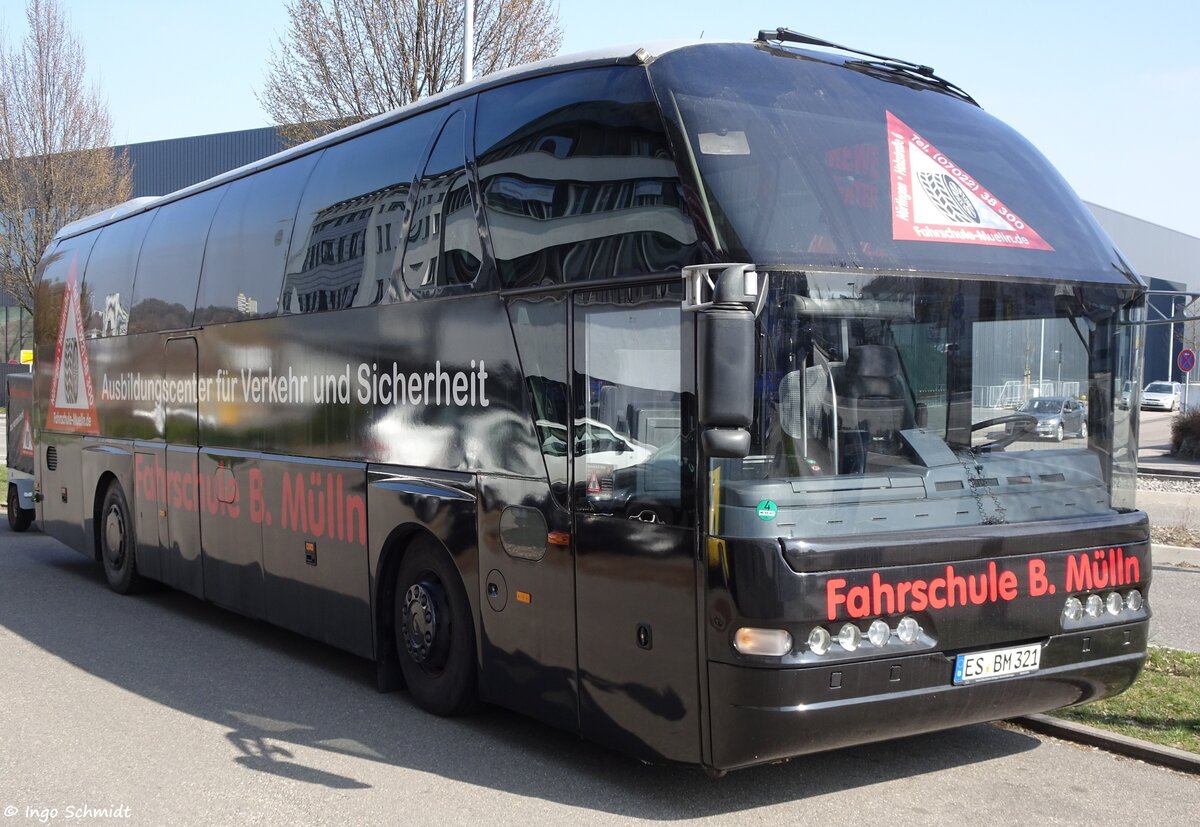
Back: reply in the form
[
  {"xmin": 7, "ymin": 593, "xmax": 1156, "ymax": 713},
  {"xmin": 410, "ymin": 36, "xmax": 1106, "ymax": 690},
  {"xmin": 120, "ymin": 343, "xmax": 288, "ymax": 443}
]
[{"xmin": 463, "ymin": 0, "xmax": 474, "ymax": 83}]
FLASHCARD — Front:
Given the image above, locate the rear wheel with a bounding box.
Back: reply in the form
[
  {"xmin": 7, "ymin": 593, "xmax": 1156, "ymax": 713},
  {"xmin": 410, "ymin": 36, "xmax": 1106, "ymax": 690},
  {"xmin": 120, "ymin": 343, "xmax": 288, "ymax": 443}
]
[
  {"xmin": 99, "ymin": 481, "xmax": 144, "ymax": 594},
  {"xmin": 394, "ymin": 536, "xmax": 478, "ymax": 716},
  {"xmin": 7, "ymin": 486, "xmax": 33, "ymax": 532}
]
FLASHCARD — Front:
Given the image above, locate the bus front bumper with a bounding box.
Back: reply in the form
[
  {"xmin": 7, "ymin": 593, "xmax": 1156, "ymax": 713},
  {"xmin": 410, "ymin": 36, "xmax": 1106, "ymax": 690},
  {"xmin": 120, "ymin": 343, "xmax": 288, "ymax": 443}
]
[{"xmin": 707, "ymin": 620, "xmax": 1147, "ymax": 771}]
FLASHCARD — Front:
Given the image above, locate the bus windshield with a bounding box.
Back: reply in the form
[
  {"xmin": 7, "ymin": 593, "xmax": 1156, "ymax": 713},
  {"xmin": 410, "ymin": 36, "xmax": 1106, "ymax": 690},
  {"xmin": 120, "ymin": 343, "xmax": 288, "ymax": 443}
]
[
  {"xmin": 649, "ymin": 44, "xmax": 1132, "ymax": 283},
  {"xmin": 709, "ymin": 269, "xmax": 1141, "ymax": 539}
]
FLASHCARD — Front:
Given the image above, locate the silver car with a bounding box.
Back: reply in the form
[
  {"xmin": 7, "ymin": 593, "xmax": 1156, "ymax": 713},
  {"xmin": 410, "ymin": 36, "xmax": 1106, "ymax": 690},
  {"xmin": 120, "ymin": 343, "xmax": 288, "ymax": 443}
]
[
  {"xmin": 1141, "ymin": 381, "xmax": 1181, "ymax": 411},
  {"xmin": 1006, "ymin": 396, "xmax": 1087, "ymax": 441}
]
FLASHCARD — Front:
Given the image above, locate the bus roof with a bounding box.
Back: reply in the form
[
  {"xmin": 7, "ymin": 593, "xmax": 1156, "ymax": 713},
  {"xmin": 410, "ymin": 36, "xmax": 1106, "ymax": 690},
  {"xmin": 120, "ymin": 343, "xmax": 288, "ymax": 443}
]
[{"xmin": 56, "ymin": 38, "xmax": 727, "ymax": 241}]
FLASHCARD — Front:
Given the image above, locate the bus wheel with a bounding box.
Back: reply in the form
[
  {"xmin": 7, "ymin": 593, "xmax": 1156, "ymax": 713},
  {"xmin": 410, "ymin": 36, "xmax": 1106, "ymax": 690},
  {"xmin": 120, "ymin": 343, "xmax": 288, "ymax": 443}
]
[
  {"xmin": 7, "ymin": 486, "xmax": 33, "ymax": 532},
  {"xmin": 100, "ymin": 481, "xmax": 144, "ymax": 594},
  {"xmin": 394, "ymin": 537, "xmax": 478, "ymax": 716}
]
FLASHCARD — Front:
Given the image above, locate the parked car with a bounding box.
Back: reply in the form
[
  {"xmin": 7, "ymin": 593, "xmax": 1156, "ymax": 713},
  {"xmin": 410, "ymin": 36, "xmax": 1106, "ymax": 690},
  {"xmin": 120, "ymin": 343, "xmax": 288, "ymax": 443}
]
[
  {"xmin": 1141, "ymin": 381, "xmax": 1181, "ymax": 411},
  {"xmin": 1005, "ymin": 396, "xmax": 1087, "ymax": 441}
]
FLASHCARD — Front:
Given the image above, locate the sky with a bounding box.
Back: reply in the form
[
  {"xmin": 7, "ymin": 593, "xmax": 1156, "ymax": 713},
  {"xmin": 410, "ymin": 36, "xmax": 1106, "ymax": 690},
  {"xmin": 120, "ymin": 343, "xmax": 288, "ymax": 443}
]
[{"xmin": 1, "ymin": 0, "xmax": 1198, "ymax": 238}]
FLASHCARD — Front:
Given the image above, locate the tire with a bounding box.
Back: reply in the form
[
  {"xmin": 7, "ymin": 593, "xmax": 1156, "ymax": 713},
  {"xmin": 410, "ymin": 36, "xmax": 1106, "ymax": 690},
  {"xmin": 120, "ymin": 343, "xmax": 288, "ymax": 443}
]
[
  {"xmin": 1169, "ymin": 400, "xmax": 1176, "ymax": 412},
  {"xmin": 394, "ymin": 536, "xmax": 478, "ymax": 716},
  {"xmin": 7, "ymin": 486, "xmax": 33, "ymax": 532},
  {"xmin": 1079, "ymin": 421, "xmax": 1088, "ymax": 439},
  {"xmin": 99, "ymin": 481, "xmax": 144, "ymax": 594},
  {"xmin": 1055, "ymin": 424, "xmax": 1064, "ymax": 442}
]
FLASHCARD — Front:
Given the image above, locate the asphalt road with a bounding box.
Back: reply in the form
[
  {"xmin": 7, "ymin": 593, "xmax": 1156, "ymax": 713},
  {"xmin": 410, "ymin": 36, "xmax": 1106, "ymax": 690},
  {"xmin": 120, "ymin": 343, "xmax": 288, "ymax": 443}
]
[
  {"xmin": 1, "ymin": 530, "xmax": 1197, "ymax": 825},
  {"xmin": 1148, "ymin": 559, "xmax": 1200, "ymax": 653}
]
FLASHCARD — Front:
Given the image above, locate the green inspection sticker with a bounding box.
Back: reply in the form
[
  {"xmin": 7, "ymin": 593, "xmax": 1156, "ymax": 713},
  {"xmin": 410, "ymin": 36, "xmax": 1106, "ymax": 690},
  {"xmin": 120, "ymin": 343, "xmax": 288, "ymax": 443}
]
[{"xmin": 756, "ymin": 499, "xmax": 778, "ymax": 521}]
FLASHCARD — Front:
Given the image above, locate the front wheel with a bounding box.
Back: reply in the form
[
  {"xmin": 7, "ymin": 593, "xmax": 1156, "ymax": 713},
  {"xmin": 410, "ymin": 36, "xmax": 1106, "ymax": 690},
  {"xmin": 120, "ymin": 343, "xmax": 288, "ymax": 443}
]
[
  {"xmin": 7, "ymin": 486, "xmax": 33, "ymax": 532},
  {"xmin": 394, "ymin": 536, "xmax": 478, "ymax": 716},
  {"xmin": 99, "ymin": 481, "xmax": 145, "ymax": 594},
  {"xmin": 1055, "ymin": 424, "xmax": 1064, "ymax": 442},
  {"xmin": 1079, "ymin": 421, "xmax": 1088, "ymax": 439}
]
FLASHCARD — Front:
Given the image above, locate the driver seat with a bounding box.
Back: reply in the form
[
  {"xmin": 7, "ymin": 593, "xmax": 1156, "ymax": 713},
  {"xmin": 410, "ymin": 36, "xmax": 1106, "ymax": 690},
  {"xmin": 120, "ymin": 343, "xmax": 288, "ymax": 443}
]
[{"xmin": 841, "ymin": 345, "xmax": 915, "ymax": 452}]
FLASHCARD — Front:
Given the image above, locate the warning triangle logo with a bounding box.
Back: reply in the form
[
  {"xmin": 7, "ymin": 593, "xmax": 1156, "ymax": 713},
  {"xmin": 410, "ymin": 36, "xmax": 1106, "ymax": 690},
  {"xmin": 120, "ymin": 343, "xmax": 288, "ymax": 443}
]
[
  {"xmin": 46, "ymin": 266, "xmax": 100, "ymax": 434},
  {"xmin": 886, "ymin": 111, "xmax": 1053, "ymax": 251},
  {"xmin": 19, "ymin": 416, "xmax": 33, "ymax": 458}
]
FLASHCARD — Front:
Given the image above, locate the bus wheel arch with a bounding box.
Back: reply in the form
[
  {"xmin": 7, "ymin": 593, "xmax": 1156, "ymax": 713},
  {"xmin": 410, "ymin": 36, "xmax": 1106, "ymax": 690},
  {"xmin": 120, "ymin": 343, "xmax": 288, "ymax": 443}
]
[
  {"xmin": 376, "ymin": 526, "xmax": 479, "ymax": 716},
  {"xmin": 96, "ymin": 475, "xmax": 144, "ymax": 594}
]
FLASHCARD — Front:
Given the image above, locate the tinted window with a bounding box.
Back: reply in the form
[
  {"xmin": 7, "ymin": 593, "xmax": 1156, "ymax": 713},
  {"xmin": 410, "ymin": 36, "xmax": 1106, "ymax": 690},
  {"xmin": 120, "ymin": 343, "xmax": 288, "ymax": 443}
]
[
  {"xmin": 475, "ymin": 68, "xmax": 699, "ymax": 288},
  {"xmin": 401, "ymin": 111, "xmax": 482, "ymax": 291},
  {"xmin": 649, "ymin": 44, "xmax": 1130, "ymax": 283},
  {"xmin": 33, "ymin": 234, "xmax": 97, "ymax": 353},
  {"xmin": 282, "ymin": 112, "xmax": 438, "ymax": 314},
  {"xmin": 128, "ymin": 186, "xmax": 226, "ymax": 334},
  {"xmin": 80, "ymin": 212, "xmax": 153, "ymax": 337},
  {"xmin": 573, "ymin": 284, "xmax": 687, "ymax": 526},
  {"xmin": 197, "ymin": 153, "xmax": 321, "ymax": 324},
  {"xmin": 508, "ymin": 295, "xmax": 569, "ymax": 502}
]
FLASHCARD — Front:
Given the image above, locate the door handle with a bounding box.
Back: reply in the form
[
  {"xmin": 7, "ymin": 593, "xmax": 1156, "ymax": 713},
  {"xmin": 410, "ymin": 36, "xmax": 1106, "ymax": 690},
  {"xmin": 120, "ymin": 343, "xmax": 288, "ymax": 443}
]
[{"xmin": 629, "ymin": 510, "xmax": 662, "ymax": 524}]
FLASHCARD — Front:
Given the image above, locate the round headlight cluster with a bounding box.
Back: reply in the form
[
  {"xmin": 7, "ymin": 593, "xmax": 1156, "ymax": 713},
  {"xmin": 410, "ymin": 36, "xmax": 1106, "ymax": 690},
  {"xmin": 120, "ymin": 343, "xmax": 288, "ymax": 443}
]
[
  {"xmin": 805, "ymin": 616, "xmax": 923, "ymax": 655},
  {"xmin": 1063, "ymin": 589, "xmax": 1145, "ymax": 625}
]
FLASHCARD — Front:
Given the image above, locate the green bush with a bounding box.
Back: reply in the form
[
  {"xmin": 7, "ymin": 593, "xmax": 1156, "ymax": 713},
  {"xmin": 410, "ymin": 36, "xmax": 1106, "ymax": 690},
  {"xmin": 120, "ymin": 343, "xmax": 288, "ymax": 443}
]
[{"xmin": 1170, "ymin": 407, "xmax": 1200, "ymax": 458}]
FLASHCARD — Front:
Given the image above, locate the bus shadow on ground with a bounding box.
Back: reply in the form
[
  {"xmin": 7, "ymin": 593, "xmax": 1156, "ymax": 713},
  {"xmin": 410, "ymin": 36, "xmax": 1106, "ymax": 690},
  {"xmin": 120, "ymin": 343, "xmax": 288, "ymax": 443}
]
[{"xmin": 1, "ymin": 532, "xmax": 1040, "ymax": 818}]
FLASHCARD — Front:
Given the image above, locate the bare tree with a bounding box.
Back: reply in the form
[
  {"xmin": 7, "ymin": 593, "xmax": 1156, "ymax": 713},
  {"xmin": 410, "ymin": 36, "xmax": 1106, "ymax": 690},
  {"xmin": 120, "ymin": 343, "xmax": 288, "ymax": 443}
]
[
  {"xmin": 0, "ymin": 0, "xmax": 131, "ymax": 313},
  {"xmin": 259, "ymin": 0, "xmax": 563, "ymax": 145}
]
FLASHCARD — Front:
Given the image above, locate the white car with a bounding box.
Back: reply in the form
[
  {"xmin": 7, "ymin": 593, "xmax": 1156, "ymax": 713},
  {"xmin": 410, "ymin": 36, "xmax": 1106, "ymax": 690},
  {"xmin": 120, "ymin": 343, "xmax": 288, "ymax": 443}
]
[{"xmin": 1141, "ymin": 381, "xmax": 1181, "ymax": 411}]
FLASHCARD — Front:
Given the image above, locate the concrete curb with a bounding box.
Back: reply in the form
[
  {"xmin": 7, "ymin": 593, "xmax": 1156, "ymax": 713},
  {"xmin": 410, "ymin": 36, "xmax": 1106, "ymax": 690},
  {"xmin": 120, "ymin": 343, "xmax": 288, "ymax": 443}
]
[
  {"xmin": 1141, "ymin": 464, "xmax": 1200, "ymax": 478},
  {"xmin": 1152, "ymin": 544, "xmax": 1200, "ymax": 567},
  {"xmin": 1014, "ymin": 713, "xmax": 1200, "ymax": 775}
]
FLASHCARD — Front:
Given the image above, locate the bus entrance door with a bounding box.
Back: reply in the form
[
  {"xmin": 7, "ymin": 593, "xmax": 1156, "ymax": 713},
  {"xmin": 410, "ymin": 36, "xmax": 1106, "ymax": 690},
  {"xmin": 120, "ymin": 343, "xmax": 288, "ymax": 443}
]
[
  {"xmin": 571, "ymin": 287, "xmax": 701, "ymax": 764},
  {"xmin": 154, "ymin": 336, "xmax": 204, "ymax": 598}
]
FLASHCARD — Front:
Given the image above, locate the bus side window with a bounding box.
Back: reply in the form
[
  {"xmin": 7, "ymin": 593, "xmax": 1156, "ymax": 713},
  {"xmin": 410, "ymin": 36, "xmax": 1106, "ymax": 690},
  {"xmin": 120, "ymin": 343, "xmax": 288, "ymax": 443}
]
[
  {"xmin": 197, "ymin": 152, "xmax": 321, "ymax": 323},
  {"xmin": 401, "ymin": 110, "xmax": 482, "ymax": 292},
  {"xmin": 128, "ymin": 186, "xmax": 226, "ymax": 334},
  {"xmin": 281, "ymin": 111, "xmax": 438, "ymax": 314},
  {"xmin": 475, "ymin": 67, "xmax": 700, "ymax": 289},
  {"xmin": 572, "ymin": 285, "xmax": 686, "ymax": 525},
  {"xmin": 80, "ymin": 212, "xmax": 153, "ymax": 338},
  {"xmin": 508, "ymin": 295, "xmax": 569, "ymax": 505}
]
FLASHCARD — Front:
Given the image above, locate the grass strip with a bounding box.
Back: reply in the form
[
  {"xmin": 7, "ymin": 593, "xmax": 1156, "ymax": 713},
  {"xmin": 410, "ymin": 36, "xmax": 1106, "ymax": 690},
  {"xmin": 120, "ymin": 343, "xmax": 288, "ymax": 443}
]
[{"xmin": 1053, "ymin": 646, "xmax": 1200, "ymax": 754}]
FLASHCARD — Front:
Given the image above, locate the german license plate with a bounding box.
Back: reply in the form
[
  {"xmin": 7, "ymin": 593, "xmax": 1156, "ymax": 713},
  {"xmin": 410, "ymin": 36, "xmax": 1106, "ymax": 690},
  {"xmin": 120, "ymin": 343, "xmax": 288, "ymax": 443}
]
[{"xmin": 953, "ymin": 643, "xmax": 1042, "ymax": 685}]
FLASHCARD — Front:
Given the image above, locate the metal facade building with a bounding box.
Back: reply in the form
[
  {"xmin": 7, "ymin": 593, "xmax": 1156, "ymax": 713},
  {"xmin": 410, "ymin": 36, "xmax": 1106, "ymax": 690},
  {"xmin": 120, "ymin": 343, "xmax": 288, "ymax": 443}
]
[{"xmin": 121, "ymin": 126, "xmax": 287, "ymax": 199}]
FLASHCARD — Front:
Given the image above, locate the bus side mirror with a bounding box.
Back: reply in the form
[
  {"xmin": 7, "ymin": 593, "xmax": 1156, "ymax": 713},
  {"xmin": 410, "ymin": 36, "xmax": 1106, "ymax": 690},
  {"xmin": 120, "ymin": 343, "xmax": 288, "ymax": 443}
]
[
  {"xmin": 696, "ymin": 301, "xmax": 758, "ymax": 458},
  {"xmin": 686, "ymin": 264, "xmax": 764, "ymax": 460}
]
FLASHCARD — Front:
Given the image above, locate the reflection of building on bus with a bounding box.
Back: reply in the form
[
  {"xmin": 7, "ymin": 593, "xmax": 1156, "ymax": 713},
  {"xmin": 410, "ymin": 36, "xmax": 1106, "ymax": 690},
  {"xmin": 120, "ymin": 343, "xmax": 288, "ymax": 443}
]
[
  {"xmin": 476, "ymin": 98, "xmax": 698, "ymax": 287},
  {"xmin": 282, "ymin": 182, "xmax": 409, "ymax": 313}
]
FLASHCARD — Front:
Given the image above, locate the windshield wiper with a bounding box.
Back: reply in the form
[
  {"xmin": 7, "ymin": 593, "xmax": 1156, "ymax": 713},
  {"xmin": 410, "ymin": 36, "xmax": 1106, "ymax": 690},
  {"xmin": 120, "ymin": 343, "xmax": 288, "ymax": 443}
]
[{"xmin": 754, "ymin": 27, "xmax": 979, "ymax": 106}]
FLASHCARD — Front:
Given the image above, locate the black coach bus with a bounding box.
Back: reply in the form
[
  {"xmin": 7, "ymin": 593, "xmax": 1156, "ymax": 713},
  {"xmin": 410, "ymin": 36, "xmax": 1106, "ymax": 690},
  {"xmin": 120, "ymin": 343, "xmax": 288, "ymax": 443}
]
[{"xmin": 31, "ymin": 31, "xmax": 1149, "ymax": 772}]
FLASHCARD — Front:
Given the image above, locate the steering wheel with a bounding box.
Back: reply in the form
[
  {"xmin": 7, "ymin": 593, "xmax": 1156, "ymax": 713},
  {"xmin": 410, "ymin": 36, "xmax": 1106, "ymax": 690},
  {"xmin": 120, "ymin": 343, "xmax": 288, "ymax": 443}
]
[{"xmin": 970, "ymin": 414, "xmax": 1038, "ymax": 450}]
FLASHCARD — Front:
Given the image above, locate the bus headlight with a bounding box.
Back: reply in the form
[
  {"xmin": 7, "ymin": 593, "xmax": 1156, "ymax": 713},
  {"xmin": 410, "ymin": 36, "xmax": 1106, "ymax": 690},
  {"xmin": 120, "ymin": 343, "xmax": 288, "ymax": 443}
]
[
  {"xmin": 867, "ymin": 619, "xmax": 891, "ymax": 648},
  {"xmin": 1062, "ymin": 596, "xmax": 1083, "ymax": 622},
  {"xmin": 1126, "ymin": 590, "xmax": 1144, "ymax": 612},
  {"xmin": 896, "ymin": 616, "xmax": 921, "ymax": 644},
  {"xmin": 837, "ymin": 623, "xmax": 862, "ymax": 652},
  {"xmin": 1105, "ymin": 592, "xmax": 1124, "ymax": 615},
  {"xmin": 1085, "ymin": 594, "xmax": 1104, "ymax": 618},
  {"xmin": 733, "ymin": 627, "xmax": 792, "ymax": 657},
  {"xmin": 807, "ymin": 627, "xmax": 831, "ymax": 656}
]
